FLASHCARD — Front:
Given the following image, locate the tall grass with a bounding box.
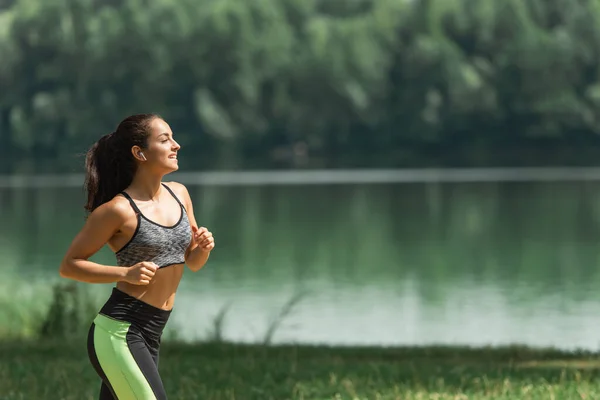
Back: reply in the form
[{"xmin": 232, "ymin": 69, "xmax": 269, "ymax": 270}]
[
  {"xmin": 38, "ymin": 282, "xmax": 99, "ymax": 338},
  {"xmin": 0, "ymin": 280, "xmax": 102, "ymax": 341},
  {"xmin": 205, "ymin": 302, "xmax": 232, "ymax": 343},
  {"xmin": 1, "ymin": 280, "xmax": 308, "ymax": 345},
  {"xmin": 262, "ymin": 291, "xmax": 307, "ymax": 345}
]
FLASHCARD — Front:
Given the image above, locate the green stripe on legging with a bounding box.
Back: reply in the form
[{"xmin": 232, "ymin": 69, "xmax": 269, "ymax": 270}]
[{"xmin": 93, "ymin": 314, "xmax": 157, "ymax": 400}]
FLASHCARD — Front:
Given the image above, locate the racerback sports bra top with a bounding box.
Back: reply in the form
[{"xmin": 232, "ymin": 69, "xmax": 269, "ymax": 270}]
[{"xmin": 115, "ymin": 183, "xmax": 192, "ymax": 269}]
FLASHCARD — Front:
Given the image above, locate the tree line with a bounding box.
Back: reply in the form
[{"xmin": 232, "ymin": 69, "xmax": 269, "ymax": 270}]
[{"xmin": 2, "ymin": 0, "xmax": 600, "ymax": 173}]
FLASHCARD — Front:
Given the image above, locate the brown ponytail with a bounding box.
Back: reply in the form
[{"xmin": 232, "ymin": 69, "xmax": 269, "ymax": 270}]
[{"xmin": 83, "ymin": 114, "xmax": 160, "ymax": 213}]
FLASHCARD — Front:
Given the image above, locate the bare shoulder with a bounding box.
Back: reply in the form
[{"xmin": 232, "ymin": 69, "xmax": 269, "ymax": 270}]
[
  {"xmin": 163, "ymin": 181, "xmax": 192, "ymax": 202},
  {"xmin": 87, "ymin": 194, "xmax": 134, "ymax": 225},
  {"xmin": 63, "ymin": 194, "xmax": 135, "ymax": 261}
]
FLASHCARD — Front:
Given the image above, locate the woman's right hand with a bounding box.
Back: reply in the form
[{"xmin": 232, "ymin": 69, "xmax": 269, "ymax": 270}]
[{"xmin": 124, "ymin": 262, "xmax": 159, "ymax": 285}]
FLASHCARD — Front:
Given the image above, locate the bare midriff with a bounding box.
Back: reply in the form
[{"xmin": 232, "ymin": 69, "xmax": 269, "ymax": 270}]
[{"xmin": 116, "ymin": 264, "xmax": 185, "ymax": 310}]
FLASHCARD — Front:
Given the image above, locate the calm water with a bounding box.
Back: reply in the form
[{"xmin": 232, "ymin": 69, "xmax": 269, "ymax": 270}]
[{"xmin": 2, "ymin": 177, "xmax": 600, "ymax": 350}]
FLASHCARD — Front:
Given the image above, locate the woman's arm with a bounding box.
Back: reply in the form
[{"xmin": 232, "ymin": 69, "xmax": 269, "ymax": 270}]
[
  {"xmin": 167, "ymin": 182, "xmax": 215, "ymax": 272},
  {"xmin": 59, "ymin": 200, "xmax": 132, "ymax": 283},
  {"xmin": 185, "ymin": 225, "xmax": 212, "ymax": 272}
]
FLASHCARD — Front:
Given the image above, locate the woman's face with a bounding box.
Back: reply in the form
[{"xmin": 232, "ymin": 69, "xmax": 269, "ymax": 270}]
[{"xmin": 138, "ymin": 118, "xmax": 181, "ymax": 173}]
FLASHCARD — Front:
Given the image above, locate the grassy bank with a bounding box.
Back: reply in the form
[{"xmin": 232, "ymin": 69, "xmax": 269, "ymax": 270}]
[{"xmin": 2, "ymin": 340, "xmax": 600, "ymax": 400}]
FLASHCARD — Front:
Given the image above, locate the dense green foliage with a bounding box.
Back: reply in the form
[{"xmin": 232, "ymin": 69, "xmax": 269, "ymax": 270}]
[
  {"xmin": 2, "ymin": 340, "xmax": 600, "ymax": 399},
  {"xmin": 2, "ymin": 0, "xmax": 600, "ymax": 172}
]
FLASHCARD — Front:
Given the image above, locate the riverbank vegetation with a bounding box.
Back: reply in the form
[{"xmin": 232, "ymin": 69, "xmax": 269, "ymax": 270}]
[{"xmin": 3, "ymin": 0, "xmax": 600, "ymax": 172}]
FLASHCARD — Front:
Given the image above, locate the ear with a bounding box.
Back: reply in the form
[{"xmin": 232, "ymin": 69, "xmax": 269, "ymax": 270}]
[{"xmin": 131, "ymin": 145, "xmax": 146, "ymax": 161}]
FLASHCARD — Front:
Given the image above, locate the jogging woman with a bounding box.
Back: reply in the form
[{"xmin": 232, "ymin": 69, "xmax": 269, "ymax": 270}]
[{"xmin": 59, "ymin": 114, "xmax": 215, "ymax": 399}]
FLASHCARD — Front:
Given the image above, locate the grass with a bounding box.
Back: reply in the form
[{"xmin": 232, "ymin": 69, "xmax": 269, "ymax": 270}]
[{"xmin": 2, "ymin": 340, "xmax": 600, "ymax": 400}]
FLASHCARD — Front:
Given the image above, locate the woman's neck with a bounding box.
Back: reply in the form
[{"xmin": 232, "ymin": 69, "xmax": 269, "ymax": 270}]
[{"xmin": 128, "ymin": 170, "xmax": 165, "ymax": 201}]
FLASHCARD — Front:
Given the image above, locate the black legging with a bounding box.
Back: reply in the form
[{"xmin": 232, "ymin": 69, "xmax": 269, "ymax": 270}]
[{"xmin": 86, "ymin": 288, "xmax": 171, "ymax": 400}]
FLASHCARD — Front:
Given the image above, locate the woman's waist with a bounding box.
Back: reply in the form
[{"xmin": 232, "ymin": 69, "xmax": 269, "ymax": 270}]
[
  {"xmin": 99, "ymin": 287, "xmax": 173, "ymax": 338},
  {"xmin": 116, "ymin": 264, "xmax": 183, "ymax": 308},
  {"xmin": 115, "ymin": 282, "xmax": 179, "ymax": 310}
]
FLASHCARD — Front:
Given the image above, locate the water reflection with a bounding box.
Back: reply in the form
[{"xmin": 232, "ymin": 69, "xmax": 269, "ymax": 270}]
[{"xmin": 1, "ymin": 181, "xmax": 600, "ymax": 349}]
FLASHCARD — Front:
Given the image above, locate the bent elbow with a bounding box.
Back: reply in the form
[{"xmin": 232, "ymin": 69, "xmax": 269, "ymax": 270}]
[
  {"xmin": 185, "ymin": 263, "xmax": 201, "ymax": 273},
  {"xmin": 189, "ymin": 262, "xmax": 208, "ymax": 273},
  {"xmin": 59, "ymin": 260, "xmax": 74, "ymax": 279},
  {"xmin": 59, "ymin": 266, "xmax": 69, "ymax": 279}
]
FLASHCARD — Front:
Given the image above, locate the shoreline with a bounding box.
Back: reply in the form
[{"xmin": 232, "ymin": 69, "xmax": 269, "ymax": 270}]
[
  {"xmin": 2, "ymin": 337, "xmax": 599, "ymax": 356},
  {"xmin": 5, "ymin": 166, "xmax": 600, "ymax": 188}
]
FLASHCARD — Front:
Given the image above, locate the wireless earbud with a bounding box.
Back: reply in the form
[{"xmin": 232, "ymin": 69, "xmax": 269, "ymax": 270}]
[{"xmin": 139, "ymin": 152, "xmax": 147, "ymax": 161}]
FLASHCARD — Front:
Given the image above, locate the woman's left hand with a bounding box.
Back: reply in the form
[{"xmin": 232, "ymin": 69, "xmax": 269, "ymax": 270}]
[{"xmin": 192, "ymin": 226, "xmax": 215, "ymax": 253}]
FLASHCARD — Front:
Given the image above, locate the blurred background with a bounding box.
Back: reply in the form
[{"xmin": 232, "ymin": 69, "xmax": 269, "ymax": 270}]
[{"xmin": 2, "ymin": 0, "xmax": 600, "ymax": 351}]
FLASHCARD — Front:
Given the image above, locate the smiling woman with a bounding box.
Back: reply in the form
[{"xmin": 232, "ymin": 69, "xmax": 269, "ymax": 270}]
[{"xmin": 58, "ymin": 114, "xmax": 216, "ymax": 400}]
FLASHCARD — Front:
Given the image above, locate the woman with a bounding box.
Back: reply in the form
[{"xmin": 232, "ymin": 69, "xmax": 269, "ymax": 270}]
[{"xmin": 59, "ymin": 114, "xmax": 215, "ymax": 400}]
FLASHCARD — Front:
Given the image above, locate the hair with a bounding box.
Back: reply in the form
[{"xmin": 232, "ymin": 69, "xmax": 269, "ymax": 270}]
[{"xmin": 84, "ymin": 113, "xmax": 161, "ymax": 213}]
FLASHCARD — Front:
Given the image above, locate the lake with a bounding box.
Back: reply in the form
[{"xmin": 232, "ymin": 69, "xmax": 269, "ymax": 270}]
[{"xmin": 2, "ymin": 170, "xmax": 600, "ymax": 350}]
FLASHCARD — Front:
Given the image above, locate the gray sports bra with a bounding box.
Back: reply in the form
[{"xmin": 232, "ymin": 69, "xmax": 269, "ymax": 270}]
[{"xmin": 115, "ymin": 183, "xmax": 192, "ymax": 269}]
